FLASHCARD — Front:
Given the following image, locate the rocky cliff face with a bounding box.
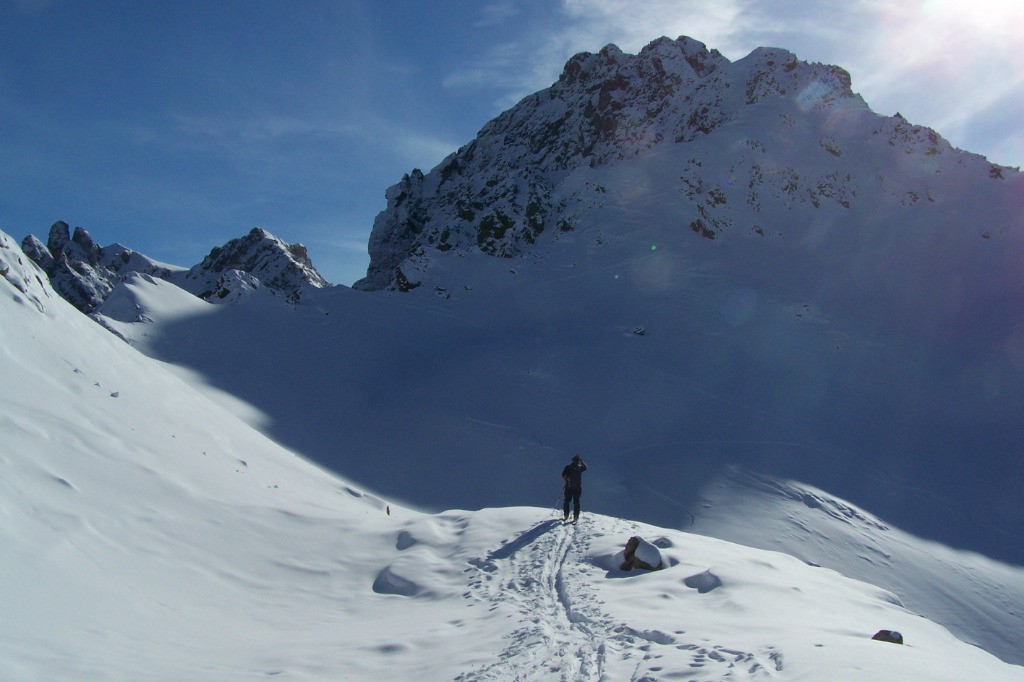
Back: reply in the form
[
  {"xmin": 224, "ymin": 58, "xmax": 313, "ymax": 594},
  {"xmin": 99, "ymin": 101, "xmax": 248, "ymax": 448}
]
[
  {"xmin": 354, "ymin": 35, "xmax": 1012, "ymax": 292},
  {"xmin": 20, "ymin": 222, "xmax": 329, "ymax": 311}
]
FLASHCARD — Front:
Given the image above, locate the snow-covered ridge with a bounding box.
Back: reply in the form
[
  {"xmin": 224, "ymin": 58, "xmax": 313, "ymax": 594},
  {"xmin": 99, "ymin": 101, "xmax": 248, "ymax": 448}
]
[
  {"xmin": 19, "ymin": 221, "xmax": 330, "ymax": 312},
  {"xmin": 20, "ymin": 220, "xmax": 180, "ymax": 313}
]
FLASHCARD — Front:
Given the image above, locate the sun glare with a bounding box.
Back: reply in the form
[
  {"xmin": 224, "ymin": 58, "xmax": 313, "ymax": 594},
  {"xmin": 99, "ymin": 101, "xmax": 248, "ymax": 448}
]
[
  {"xmin": 898, "ymin": 0, "xmax": 1024, "ymax": 60},
  {"xmin": 921, "ymin": 0, "xmax": 1023, "ymax": 34}
]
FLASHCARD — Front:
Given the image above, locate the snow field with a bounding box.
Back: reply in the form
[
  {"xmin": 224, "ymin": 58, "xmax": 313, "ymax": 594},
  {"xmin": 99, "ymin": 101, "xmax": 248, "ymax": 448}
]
[{"xmin": 4, "ymin": 230, "xmax": 1023, "ymax": 679}]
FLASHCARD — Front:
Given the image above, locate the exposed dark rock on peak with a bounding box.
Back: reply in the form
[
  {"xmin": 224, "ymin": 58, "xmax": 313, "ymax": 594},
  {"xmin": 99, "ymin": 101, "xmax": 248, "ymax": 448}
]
[
  {"xmin": 21, "ymin": 222, "xmax": 330, "ymax": 312},
  {"xmin": 21, "ymin": 234, "xmax": 54, "ymax": 273},
  {"xmin": 177, "ymin": 227, "xmax": 329, "ymax": 304},
  {"xmin": 354, "ymin": 35, "xmax": 882, "ymax": 292},
  {"xmin": 21, "ymin": 221, "xmax": 113, "ymax": 313}
]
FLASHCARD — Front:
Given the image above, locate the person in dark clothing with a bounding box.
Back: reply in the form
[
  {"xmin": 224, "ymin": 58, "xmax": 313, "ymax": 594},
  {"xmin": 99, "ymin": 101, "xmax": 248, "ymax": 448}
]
[{"xmin": 561, "ymin": 454, "xmax": 588, "ymax": 522}]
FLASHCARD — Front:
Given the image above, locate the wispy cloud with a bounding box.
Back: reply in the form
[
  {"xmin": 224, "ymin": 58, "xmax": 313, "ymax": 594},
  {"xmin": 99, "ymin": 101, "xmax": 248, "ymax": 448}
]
[
  {"xmin": 386, "ymin": 130, "xmax": 461, "ymax": 170},
  {"xmin": 475, "ymin": 0, "xmax": 520, "ymax": 27},
  {"xmin": 441, "ymin": 0, "xmax": 764, "ymax": 112},
  {"xmin": 171, "ymin": 109, "xmax": 458, "ymax": 175}
]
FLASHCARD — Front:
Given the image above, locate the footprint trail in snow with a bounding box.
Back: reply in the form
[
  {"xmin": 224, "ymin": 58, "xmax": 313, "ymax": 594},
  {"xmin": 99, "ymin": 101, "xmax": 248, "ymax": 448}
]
[{"xmin": 458, "ymin": 515, "xmax": 782, "ymax": 681}]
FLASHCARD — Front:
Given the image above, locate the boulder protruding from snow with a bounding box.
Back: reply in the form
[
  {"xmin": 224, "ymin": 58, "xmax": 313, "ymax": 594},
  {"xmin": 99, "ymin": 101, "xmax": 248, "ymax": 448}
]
[
  {"xmin": 620, "ymin": 536, "xmax": 665, "ymax": 571},
  {"xmin": 871, "ymin": 629, "xmax": 904, "ymax": 645}
]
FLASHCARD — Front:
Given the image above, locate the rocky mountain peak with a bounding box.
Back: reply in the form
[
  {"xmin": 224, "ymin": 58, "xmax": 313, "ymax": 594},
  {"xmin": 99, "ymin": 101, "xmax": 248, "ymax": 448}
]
[
  {"xmin": 21, "ymin": 221, "xmax": 113, "ymax": 312},
  {"xmin": 176, "ymin": 226, "xmax": 329, "ymax": 304},
  {"xmin": 46, "ymin": 220, "xmax": 71, "ymax": 255},
  {"xmin": 354, "ymin": 35, "xmax": 879, "ymax": 292}
]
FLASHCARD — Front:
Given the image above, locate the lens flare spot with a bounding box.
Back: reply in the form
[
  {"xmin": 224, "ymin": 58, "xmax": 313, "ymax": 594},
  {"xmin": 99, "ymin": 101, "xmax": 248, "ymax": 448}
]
[
  {"xmin": 796, "ymin": 80, "xmax": 833, "ymax": 112},
  {"xmin": 722, "ymin": 288, "xmax": 759, "ymax": 327}
]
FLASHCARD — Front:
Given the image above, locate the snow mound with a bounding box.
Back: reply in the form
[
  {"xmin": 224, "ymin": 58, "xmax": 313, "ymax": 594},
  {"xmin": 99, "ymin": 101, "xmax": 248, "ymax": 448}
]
[{"xmin": 684, "ymin": 569, "xmax": 723, "ymax": 593}]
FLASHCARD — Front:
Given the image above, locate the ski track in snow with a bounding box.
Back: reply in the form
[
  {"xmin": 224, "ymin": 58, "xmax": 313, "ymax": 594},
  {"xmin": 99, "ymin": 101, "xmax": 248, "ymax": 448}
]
[{"xmin": 458, "ymin": 516, "xmax": 781, "ymax": 681}]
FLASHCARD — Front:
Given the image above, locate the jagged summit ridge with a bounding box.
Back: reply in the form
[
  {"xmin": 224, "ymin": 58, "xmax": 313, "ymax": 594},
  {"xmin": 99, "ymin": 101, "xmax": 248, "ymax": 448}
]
[
  {"xmin": 19, "ymin": 222, "xmax": 330, "ymax": 311},
  {"xmin": 355, "ymin": 35, "xmax": 1010, "ymax": 293},
  {"xmin": 174, "ymin": 226, "xmax": 330, "ymax": 304},
  {"xmin": 20, "ymin": 221, "xmax": 177, "ymax": 313}
]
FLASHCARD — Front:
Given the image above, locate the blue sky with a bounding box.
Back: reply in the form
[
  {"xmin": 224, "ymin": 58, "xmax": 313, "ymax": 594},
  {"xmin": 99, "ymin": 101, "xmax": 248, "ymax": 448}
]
[{"xmin": 2, "ymin": 0, "xmax": 1021, "ymax": 285}]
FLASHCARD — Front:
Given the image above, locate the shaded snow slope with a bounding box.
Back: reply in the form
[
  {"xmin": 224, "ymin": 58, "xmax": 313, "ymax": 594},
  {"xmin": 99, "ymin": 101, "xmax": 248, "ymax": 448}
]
[
  {"xmin": 5, "ymin": 233, "xmax": 1024, "ymax": 680},
  {"xmin": 97, "ymin": 190, "xmax": 1024, "ymax": 569},
  {"xmin": 90, "ymin": 231, "xmax": 1024, "ymax": 665},
  {"xmin": 325, "ymin": 35, "xmax": 1024, "ymax": 568},
  {"xmin": 312, "ymin": 37, "xmax": 1024, "ymax": 570}
]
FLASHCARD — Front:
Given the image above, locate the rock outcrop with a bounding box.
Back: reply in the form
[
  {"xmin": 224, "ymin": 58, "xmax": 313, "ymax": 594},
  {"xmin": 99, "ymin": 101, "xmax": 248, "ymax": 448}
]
[{"xmin": 173, "ymin": 227, "xmax": 329, "ymax": 304}]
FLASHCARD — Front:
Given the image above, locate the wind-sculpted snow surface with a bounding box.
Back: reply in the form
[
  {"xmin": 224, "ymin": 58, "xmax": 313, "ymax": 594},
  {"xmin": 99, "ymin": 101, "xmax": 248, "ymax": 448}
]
[{"xmin": 692, "ymin": 468, "xmax": 1024, "ymax": 666}]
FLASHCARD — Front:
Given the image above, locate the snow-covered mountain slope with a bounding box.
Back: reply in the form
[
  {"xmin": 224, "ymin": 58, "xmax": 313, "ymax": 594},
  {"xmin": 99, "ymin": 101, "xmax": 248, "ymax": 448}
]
[
  {"xmin": 8, "ymin": 33, "xmax": 1024, "ymax": 673},
  {"xmin": 9, "ymin": 229, "xmax": 1022, "ymax": 679},
  {"xmin": 63, "ymin": 45, "xmax": 1024, "ymax": 666},
  {"xmin": 286, "ymin": 37, "xmax": 1024, "ymax": 570}
]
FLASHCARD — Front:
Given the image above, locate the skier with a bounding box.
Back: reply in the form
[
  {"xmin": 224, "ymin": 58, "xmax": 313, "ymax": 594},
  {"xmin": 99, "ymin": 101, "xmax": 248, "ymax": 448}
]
[{"xmin": 561, "ymin": 454, "xmax": 588, "ymax": 523}]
